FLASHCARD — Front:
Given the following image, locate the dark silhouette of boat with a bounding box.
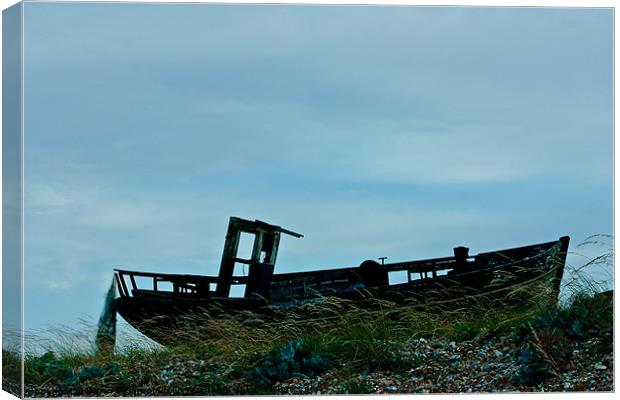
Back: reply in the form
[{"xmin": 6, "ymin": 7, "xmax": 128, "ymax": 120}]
[{"xmin": 112, "ymin": 217, "xmax": 569, "ymax": 344}]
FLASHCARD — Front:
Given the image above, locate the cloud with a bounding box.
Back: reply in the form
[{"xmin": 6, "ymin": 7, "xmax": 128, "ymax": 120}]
[
  {"xmin": 23, "ymin": 5, "xmax": 612, "ymax": 189},
  {"xmin": 47, "ymin": 280, "xmax": 72, "ymax": 291},
  {"xmin": 20, "ymin": 4, "xmax": 612, "ymax": 332}
]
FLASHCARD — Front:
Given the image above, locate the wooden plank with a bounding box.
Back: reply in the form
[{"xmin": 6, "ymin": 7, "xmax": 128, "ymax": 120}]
[
  {"xmin": 117, "ymin": 273, "xmax": 129, "ymax": 298},
  {"xmin": 251, "ymin": 232, "xmax": 264, "ymax": 263},
  {"xmin": 216, "ymin": 220, "xmax": 241, "ymax": 297},
  {"xmin": 113, "ymin": 269, "xmax": 219, "ymax": 283},
  {"xmin": 115, "ymin": 273, "xmax": 127, "ymax": 297},
  {"xmin": 269, "ymin": 232, "xmax": 280, "ymax": 265}
]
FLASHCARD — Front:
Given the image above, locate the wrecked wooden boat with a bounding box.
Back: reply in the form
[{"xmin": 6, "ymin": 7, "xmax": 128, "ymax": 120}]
[{"xmin": 113, "ymin": 217, "xmax": 569, "ymax": 344}]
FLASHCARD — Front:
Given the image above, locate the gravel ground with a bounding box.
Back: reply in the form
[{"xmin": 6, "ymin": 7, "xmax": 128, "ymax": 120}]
[
  {"xmin": 274, "ymin": 334, "xmax": 613, "ymax": 395},
  {"xmin": 15, "ymin": 325, "xmax": 613, "ymax": 396}
]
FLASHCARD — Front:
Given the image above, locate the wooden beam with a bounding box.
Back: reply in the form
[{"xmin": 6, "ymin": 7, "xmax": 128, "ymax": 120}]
[
  {"xmin": 115, "ymin": 273, "xmax": 127, "ymax": 298},
  {"xmin": 216, "ymin": 218, "xmax": 241, "ymax": 297},
  {"xmin": 116, "ymin": 273, "xmax": 129, "ymax": 298}
]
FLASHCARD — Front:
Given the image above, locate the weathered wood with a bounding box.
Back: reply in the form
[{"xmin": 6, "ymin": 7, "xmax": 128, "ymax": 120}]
[
  {"xmin": 213, "ymin": 218, "xmax": 297, "ymax": 298},
  {"xmin": 215, "ymin": 219, "xmax": 241, "ymax": 297},
  {"xmin": 112, "ymin": 217, "xmax": 571, "ymax": 345},
  {"xmin": 114, "ymin": 236, "xmax": 566, "ymax": 302},
  {"xmin": 269, "ymin": 233, "xmax": 280, "ymax": 265},
  {"xmin": 115, "ymin": 269, "xmax": 219, "ymax": 282},
  {"xmin": 244, "ymin": 262, "xmax": 275, "ymax": 298},
  {"xmin": 550, "ymin": 236, "xmax": 570, "ymax": 305},
  {"xmin": 115, "ymin": 273, "xmax": 128, "ymax": 298},
  {"xmin": 252, "ymin": 232, "xmax": 264, "ymax": 262}
]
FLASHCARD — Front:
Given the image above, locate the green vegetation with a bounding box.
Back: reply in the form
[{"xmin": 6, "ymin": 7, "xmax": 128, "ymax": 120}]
[
  {"xmin": 4, "ymin": 246, "xmax": 613, "ymax": 396},
  {"xmin": 515, "ymin": 290, "xmax": 613, "ymax": 385}
]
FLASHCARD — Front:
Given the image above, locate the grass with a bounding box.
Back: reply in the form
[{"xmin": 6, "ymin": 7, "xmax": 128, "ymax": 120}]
[{"xmin": 4, "ymin": 243, "xmax": 613, "ymax": 396}]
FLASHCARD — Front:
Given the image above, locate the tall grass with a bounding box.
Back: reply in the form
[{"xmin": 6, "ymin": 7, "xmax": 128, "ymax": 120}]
[
  {"xmin": 4, "ymin": 239, "xmax": 613, "ymax": 396},
  {"xmin": 561, "ymin": 234, "xmax": 613, "ymax": 299}
]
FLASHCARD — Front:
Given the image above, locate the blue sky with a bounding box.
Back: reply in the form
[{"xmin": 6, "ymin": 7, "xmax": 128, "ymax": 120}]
[{"xmin": 21, "ymin": 3, "xmax": 612, "ymax": 334}]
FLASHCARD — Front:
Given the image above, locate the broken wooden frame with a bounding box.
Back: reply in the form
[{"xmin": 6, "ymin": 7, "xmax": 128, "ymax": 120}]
[{"xmin": 114, "ymin": 217, "xmax": 569, "ymax": 305}]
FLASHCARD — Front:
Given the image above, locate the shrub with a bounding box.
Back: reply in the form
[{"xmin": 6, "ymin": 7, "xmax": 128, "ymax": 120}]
[
  {"xmin": 516, "ymin": 326, "xmax": 572, "ymax": 385},
  {"xmin": 248, "ymin": 339, "xmax": 333, "ymax": 386},
  {"xmin": 515, "ymin": 289, "xmax": 613, "ymax": 386}
]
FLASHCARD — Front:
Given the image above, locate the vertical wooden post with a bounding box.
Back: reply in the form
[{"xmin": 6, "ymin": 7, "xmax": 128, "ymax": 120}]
[
  {"xmin": 268, "ymin": 232, "xmax": 281, "ymax": 264},
  {"xmin": 216, "ymin": 218, "xmax": 241, "ymax": 297},
  {"xmin": 251, "ymin": 231, "xmax": 264, "ymax": 263},
  {"xmin": 115, "ymin": 273, "xmax": 128, "ymax": 298}
]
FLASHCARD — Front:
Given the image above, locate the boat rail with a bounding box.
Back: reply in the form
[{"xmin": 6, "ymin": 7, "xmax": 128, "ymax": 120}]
[
  {"xmin": 114, "ymin": 269, "xmax": 230, "ymax": 298},
  {"xmin": 114, "ymin": 236, "xmax": 567, "ymax": 300}
]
